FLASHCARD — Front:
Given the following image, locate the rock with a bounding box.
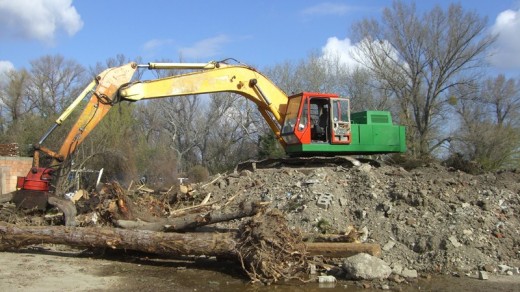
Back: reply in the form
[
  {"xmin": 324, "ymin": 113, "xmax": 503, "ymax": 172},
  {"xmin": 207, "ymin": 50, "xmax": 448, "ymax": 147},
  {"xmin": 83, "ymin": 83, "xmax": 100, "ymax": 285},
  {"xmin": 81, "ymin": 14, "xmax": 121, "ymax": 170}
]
[
  {"xmin": 317, "ymin": 275, "xmax": 336, "ymax": 283},
  {"xmin": 304, "ymin": 178, "xmax": 320, "ymax": 185},
  {"xmin": 463, "ymin": 229, "xmax": 473, "ymax": 236},
  {"xmin": 401, "ymin": 268, "xmax": 418, "ymax": 278},
  {"xmin": 448, "ymin": 236, "xmax": 462, "ymax": 248},
  {"xmin": 342, "ymin": 253, "xmax": 392, "ymax": 280},
  {"xmin": 355, "ymin": 209, "xmax": 367, "ymax": 219},
  {"xmin": 358, "ymin": 226, "xmax": 369, "ymax": 242},
  {"xmin": 406, "ymin": 218, "xmax": 417, "ymax": 226},
  {"xmin": 383, "ymin": 241, "xmax": 396, "ymax": 251},
  {"xmin": 380, "ymin": 201, "xmax": 393, "ymax": 215},
  {"xmin": 388, "ymin": 273, "xmax": 405, "ymax": 283},
  {"xmin": 482, "ymin": 264, "xmax": 495, "ymax": 272},
  {"xmin": 478, "ymin": 271, "xmax": 489, "ymax": 280},
  {"xmin": 392, "ymin": 263, "xmax": 403, "ymax": 275},
  {"xmin": 357, "ymin": 164, "xmax": 372, "ymax": 173},
  {"xmin": 498, "ymin": 264, "xmax": 512, "ymax": 273}
]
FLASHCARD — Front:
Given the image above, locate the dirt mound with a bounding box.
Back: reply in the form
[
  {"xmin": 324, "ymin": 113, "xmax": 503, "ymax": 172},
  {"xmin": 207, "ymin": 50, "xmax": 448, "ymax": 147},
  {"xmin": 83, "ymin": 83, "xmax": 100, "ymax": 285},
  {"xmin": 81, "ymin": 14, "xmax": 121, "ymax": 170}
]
[{"xmin": 201, "ymin": 162, "xmax": 520, "ymax": 275}]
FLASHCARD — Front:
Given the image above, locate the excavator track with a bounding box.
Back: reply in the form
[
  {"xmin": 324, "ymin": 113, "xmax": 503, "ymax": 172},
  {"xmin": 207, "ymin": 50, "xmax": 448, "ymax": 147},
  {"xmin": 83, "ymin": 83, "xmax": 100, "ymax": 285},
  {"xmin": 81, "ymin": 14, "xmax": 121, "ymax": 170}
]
[{"xmin": 235, "ymin": 156, "xmax": 382, "ymax": 172}]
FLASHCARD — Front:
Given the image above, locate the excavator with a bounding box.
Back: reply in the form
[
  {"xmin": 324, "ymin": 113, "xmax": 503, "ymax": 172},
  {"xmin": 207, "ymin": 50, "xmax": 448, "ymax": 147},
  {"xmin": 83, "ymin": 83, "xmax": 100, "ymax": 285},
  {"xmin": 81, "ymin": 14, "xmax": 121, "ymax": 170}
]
[{"xmin": 13, "ymin": 59, "xmax": 406, "ymax": 213}]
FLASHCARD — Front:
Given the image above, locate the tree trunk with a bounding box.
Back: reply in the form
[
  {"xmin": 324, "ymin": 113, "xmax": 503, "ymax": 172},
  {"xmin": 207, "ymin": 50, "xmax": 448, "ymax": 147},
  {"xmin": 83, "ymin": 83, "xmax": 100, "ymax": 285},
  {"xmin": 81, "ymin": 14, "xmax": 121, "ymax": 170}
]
[{"xmin": 0, "ymin": 223, "xmax": 237, "ymax": 257}]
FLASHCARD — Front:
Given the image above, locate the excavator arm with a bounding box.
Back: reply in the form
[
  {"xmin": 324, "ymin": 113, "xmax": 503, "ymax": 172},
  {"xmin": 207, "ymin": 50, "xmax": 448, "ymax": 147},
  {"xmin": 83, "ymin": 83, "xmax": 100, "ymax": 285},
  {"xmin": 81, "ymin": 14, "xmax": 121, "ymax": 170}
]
[
  {"xmin": 18, "ymin": 60, "xmax": 292, "ymax": 195},
  {"xmin": 119, "ymin": 61, "xmax": 289, "ymax": 146},
  {"xmin": 35, "ymin": 62, "xmax": 138, "ymax": 165},
  {"xmin": 17, "ymin": 62, "xmax": 138, "ymax": 196}
]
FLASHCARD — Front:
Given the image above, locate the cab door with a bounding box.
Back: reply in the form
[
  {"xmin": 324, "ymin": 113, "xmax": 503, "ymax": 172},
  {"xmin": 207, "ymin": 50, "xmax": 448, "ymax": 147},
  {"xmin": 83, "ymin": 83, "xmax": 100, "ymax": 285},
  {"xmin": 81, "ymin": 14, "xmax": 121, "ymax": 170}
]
[
  {"xmin": 330, "ymin": 98, "xmax": 351, "ymax": 144},
  {"xmin": 280, "ymin": 94, "xmax": 311, "ymax": 145}
]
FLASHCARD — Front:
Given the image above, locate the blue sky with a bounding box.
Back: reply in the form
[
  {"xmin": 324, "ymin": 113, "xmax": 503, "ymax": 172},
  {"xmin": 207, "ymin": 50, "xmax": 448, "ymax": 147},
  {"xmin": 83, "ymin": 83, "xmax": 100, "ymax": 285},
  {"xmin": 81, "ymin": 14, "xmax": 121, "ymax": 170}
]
[{"xmin": 1, "ymin": 0, "xmax": 520, "ymax": 77}]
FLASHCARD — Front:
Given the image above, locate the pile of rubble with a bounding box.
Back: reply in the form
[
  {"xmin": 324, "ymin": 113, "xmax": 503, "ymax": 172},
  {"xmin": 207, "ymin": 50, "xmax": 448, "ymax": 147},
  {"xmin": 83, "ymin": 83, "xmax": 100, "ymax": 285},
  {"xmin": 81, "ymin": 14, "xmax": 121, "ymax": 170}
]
[{"xmin": 200, "ymin": 161, "xmax": 520, "ymax": 281}]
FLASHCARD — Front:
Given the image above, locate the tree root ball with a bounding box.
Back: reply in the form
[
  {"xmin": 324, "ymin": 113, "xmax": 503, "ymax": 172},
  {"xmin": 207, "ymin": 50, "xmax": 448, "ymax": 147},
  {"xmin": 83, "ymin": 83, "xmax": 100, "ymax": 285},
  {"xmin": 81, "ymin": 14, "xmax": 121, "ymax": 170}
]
[{"xmin": 235, "ymin": 209, "xmax": 310, "ymax": 284}]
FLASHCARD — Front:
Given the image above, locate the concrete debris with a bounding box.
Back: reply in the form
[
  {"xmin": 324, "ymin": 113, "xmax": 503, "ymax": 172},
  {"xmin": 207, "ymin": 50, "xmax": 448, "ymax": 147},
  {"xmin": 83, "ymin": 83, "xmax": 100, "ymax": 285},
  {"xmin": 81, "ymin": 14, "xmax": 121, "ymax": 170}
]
[
  {"xmin": 448, "ymin": 236, "xmax": 462, "ymax": 248},
  {"xmin": 478, "ymin": 271, "xmax": 489, "ymax": 280},
  {"xmin": 316, "ymin": 193, "xmax": 334, "ymax": 209}
]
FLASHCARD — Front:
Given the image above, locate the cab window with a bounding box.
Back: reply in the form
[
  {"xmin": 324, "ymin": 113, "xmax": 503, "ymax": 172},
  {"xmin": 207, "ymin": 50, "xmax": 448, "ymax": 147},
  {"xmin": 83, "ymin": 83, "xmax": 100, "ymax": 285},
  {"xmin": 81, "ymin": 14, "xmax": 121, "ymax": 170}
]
[{"xmin": 281, "ymin": 96, "xmax": 302, "ymax": 134}]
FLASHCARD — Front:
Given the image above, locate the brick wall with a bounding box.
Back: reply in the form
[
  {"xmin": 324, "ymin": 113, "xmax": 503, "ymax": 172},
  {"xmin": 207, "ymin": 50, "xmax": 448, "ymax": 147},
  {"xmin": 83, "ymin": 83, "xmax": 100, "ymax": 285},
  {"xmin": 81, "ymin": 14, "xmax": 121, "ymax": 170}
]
[{"xmin": 0, "ymin": 156, "xmax": 33, "ymax": 194}]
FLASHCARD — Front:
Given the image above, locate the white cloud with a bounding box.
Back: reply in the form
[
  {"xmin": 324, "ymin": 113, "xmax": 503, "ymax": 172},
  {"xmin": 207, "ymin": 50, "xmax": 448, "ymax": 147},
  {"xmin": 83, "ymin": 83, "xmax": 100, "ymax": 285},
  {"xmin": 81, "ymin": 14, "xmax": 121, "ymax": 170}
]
[
  {"xmin": 489, "ymin": 8, "xmax": 520, "ymax": 69},
  {"xmin": 321, "ymin": 37, "xmax": 364, "ymax": 69},
  {"xmin": 0, "ymin": 0, "xmax": 83, "ymax": 43},
  {"xmin": 179, "ymin": 35, "xmax": 231, "ymax": 59},
  {"xmin": 301, "ymin": 3, "xmax": 351, "ymax": 16},
  {"xmin": 0, "ymin": 60, "xmax": 14, "ymax": 73},
  {"xmin": 321, "ymin": 36, "xmax": 407, "ymax": 75},
  {"xmin": 142, "ymin": 38, "xmax": 174, "ymax": 51},
  {"xmin": 0, "ymin": 60, "xmax": 14, "ymax": 84}
]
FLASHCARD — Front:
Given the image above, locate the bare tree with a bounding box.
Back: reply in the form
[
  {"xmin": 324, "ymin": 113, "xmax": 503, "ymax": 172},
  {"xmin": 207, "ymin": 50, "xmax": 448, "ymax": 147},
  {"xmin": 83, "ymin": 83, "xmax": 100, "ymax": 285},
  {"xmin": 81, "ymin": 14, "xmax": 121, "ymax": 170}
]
[
  {"xmin": 481, "ymin": 75, "xmax": 520, "ymax": 127},
  {"xmin": 202, "ymin": 93, "xmax": 263, "ymax": 172},
  {"xmin": 351, "ymin": 1, "xmax": 496, "ymax": 157},
  {"xmin": 0, "ymin": 68, "xmax": 34, "ymax": 123},
  {"xmin": 28, "ymin": 55, "xmax": 87, "ymax": 117},
  {"xmin": 154, "ymin": 95, "xmax": 203, "ymax": 173},
  {"xmin": 450, "ymin": 75, "xmax": 520, "ymax": 170},
  {"xmin": 344, "ymin": 67, "xmax": 394, "ymax": 112}
]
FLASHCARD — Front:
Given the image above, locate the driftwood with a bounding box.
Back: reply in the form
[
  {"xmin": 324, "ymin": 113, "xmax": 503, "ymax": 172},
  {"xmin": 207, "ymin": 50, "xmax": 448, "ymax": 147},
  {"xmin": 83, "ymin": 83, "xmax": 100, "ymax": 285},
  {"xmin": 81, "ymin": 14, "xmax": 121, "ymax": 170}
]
[{"xmin": 116, "ymin": 201, "xmax": 267, "ymax": 232}]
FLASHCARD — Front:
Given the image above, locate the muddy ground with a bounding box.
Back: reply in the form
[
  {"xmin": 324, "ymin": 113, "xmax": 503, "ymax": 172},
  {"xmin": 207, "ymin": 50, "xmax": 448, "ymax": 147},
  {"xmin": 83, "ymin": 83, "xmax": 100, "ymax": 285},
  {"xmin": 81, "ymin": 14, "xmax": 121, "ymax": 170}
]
[{"xmin": 1, "ymin": 160, "xmax": 520, "ymax": 290}]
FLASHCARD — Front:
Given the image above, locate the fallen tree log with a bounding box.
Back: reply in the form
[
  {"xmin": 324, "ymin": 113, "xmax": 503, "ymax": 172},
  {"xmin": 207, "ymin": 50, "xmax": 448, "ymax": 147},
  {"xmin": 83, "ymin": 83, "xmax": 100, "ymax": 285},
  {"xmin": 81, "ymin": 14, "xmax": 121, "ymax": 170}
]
[
  {"xmin": 116, "ymin": 201, "xmax": 268, "ymax": 232},
  {"xmin": 0, "ymin": 222, "xmax": 237, "ymax": 257}
]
